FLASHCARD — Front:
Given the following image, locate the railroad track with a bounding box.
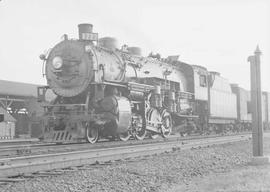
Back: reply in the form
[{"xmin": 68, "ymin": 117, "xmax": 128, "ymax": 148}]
[
  {"xmin": 0, "ymin": 134, "xmax": 251, "ymax": 179},
  {"xmin": 0, "ymin": 138, "xmax": 39, "ymax": 146},
  {"xmin": 0, "ymin": 132, "xmax": 251, "ymax": 158}
]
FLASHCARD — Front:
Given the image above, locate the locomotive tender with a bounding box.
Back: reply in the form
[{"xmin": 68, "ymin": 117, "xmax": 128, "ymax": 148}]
[{"xmin": 37, "ymin": 23, "xmax": 269, "ymax": 143}]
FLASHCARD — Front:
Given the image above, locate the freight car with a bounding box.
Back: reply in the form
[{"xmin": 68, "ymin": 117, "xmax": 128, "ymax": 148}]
[
  {"xmin": 231, "ymin": 84, "xmax": 252, "ymax": 131},
  {"xmin": 262, "ymin": 92, "xmax": 270, "ymax": 130},
  {"xmin": 231, "ymin": 85, "xmax": 270, "ymax": 131}
]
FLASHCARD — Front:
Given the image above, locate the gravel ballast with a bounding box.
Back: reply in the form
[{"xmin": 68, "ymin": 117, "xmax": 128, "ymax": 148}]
[{"xmin": 1, "ymin": 136, "xmax": 269, "ymax": 192}]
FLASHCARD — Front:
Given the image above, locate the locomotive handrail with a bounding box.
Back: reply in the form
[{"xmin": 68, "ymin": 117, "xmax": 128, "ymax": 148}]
[
  {"xmin": 42, "ymin": 103, "xmax": 87, "ymax": 107},
  {"xmin": 177, "ymin": 91, "xmax": 194, "ymax": 95},
  {"xmin": 174, "ymin": 113, "xmax": 199, "ymax": 118},
  {"xmin": 91, "ymin": 81, "xmax": 127, "ymax": 88},
  {"xmin": 128, "ymin": 82, "xmax": 155, "ymax": 93}
]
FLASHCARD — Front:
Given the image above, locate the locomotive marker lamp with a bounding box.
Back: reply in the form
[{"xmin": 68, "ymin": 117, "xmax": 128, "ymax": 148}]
[{"xmin": 248, "ymin": 45, "xmax": 269, "ymax": 165}]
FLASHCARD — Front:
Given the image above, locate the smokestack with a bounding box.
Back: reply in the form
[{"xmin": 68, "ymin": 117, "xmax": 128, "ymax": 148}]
[{"xmin": 78, "ymin": 23, "xmax": 93, "ymax": 40}]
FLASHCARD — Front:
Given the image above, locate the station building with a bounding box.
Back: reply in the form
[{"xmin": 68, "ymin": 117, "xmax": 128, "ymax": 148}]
[{"xmin": 0, "ymin": 79, "xmax": 54, "ymax": 139}]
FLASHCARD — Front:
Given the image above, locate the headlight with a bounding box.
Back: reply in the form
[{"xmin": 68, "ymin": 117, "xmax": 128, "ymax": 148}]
[{"xmin": 52, "ymin": 56, "xmax": 63, "ymax": 69}]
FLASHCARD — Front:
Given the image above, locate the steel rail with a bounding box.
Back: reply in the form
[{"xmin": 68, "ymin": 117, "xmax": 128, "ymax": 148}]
[
  {"xmin": 0, "ymin": 132, "xmax": 251, "ymax": 158},
  {"xmin": 0, "ymin": 138, "xmax": 39, "ymax": 146},
  {"xmin": 0, "ymin": 134, "xmax": 250, "ymax": 178}
]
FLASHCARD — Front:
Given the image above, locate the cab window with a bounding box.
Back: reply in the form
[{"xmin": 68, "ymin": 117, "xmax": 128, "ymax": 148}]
[{"xmin": 199, "ymin": 75, "xmax": 207, "ymax": 87}]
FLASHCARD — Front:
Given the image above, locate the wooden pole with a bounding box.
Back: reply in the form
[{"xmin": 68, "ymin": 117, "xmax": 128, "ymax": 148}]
[{"xmin": 248, "ymin": 45, "xmax": 263, "ymax": 156}]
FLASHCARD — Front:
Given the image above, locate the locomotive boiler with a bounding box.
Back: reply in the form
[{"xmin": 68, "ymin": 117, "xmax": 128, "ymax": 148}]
[{"xmin": 38, "ymin": 23, "xmax": 196, "ymax": 143}]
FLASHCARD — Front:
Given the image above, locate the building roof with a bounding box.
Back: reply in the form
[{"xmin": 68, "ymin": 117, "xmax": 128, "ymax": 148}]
[
  {"xmin": 0, "ymin": 79, "xmax": 40, "ymax": 98},
  {"xmin": 0, "ymin": 107, "xmax": 16, "ymax": 122},
  {"xmin": 0, "ymin": 79, "xmax": 56, "ymax": 102}
]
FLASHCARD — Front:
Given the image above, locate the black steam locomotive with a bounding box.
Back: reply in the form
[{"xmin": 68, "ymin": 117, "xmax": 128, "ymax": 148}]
[{"xmin": 37, "ymin": 23, "xmax": 270, "ymax": 143}]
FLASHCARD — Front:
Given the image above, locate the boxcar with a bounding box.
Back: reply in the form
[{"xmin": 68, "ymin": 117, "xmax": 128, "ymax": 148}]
[{"xmin": 231, "ymin": 85, "xmax": 252, "ymax": 131}]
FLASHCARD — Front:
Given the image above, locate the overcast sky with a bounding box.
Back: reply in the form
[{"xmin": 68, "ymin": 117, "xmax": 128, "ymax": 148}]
[{"xmin": 0, "ymin": 0, "xmax": 269, "ymax": 91}]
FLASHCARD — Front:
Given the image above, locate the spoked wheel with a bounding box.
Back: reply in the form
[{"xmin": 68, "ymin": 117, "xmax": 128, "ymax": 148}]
[
  {"xmin": 225, "ymin": 124, "xmax": 233, "ymax": 134},
  {"xmin": 85, "ymin": 123, "xmax": 99, "ymax": 144},
  {"xmin": 134, "ymin": 125, "xmax": 147, "ymax": 140},
  {"xmin": 118, "ymin": 131, "xmax": 131, "ymax": 141},
  {"xmin": 161, "ymin": 111, "xmax": 172, "ymax": 138},
  {"xmin": 210, "ymin": 124, "xmax": 219, "ymax": 135},
  {"xmin": 131, "ymin": 115, "xmax": 147, "ymax": 140}
]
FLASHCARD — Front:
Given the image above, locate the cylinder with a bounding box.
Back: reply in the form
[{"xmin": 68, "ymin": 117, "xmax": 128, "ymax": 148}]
[
  {"xmin": 78, "ymin": 23, "xmax": 93, "ymax": 40},
  {"xmin": 130, "ymin": 91, "xmax": 144, "ymax": 101}
]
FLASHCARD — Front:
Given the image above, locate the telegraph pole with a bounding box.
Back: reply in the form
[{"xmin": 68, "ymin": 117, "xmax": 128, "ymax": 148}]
[{"xmin": 248, "ymin": 45, "xmax": 269, "ymax": 164}]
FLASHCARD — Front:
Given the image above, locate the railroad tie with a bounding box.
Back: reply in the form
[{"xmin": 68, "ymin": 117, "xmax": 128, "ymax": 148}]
[
  {"xmin": 0, "ymin": 178, "xmax": 25, "ymax": 183},
  {"xmin": 37, "ymin": 171, "xmax": 62, "ymax": 176}
]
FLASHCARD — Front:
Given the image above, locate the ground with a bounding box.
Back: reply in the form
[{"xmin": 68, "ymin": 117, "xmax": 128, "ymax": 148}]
[
  {"xmin": 1, "ymin": 135, "xmax": 270, "ymax": 192},
  {"xmin": 168, "ymin": 164, "xmax": 270, "ymax": 192}
]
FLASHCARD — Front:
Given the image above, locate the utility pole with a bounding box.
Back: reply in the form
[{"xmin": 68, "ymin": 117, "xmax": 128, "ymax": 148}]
[{"xmin": 248, "ymin": 45, "xmax": 269, "ymax": 164}]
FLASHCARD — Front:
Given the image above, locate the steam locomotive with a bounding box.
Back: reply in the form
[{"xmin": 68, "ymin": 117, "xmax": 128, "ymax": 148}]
[{"xmin": 37, "ymin": 23, "xmax": 270, "ymax": 143}]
